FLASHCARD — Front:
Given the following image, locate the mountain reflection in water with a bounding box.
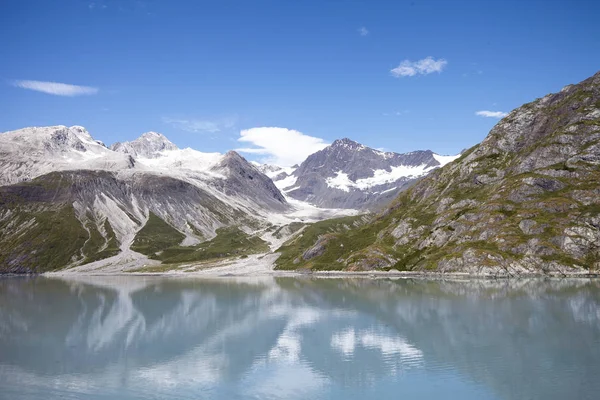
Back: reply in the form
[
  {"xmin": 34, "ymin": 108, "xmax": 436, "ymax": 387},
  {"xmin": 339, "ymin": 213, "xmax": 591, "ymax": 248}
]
[{"xmin": 1, "ymin": 276, "xmax": 599, "ymax": 400}]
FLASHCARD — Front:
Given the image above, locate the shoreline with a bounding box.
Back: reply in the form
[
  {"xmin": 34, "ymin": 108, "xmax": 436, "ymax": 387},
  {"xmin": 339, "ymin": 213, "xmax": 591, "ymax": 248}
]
[
  {"xmin": 0, "ymin": 269, "xmax": 594, "ymax": 280},
  {"xmin": 4, "ymin": 249, "xmax": 599, "ymax": 280}
]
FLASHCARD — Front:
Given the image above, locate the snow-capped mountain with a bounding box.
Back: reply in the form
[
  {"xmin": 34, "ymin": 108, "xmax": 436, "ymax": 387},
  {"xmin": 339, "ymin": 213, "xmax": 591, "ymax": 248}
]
[
  {"xmin": 0, "ymin": 125, "xmax": 452, "ymax": 273},
  {"xmin": 271, "ymin": 138, "xmax": 459, "ymax": 209},
  {"xmin": 0, "ymin": 125, "xmax": 288, "ymax": 213},
  {"xmin": 0, "ymin": 125, "xmax": 297, "ymax": 273},
  {"xmin": 256, "ymin": 163, "xmax": 298, "ymax": 188},
  {"xmin": 0, "ymin": 125, "xmax": 135, "ymax": 185},
  {"xmin": 110, "ymin": 133, "xmax": 288, "ymax": 212},
  {"xmin": 110, "ymin": 131, "xmax": 178, "ymax": 158}
]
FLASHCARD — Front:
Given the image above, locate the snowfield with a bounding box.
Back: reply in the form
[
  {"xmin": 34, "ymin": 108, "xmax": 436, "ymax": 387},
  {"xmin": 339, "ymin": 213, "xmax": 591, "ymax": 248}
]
[{"xmin": 323, "ymin": 152, "xmax": 458, "ymax": 193}]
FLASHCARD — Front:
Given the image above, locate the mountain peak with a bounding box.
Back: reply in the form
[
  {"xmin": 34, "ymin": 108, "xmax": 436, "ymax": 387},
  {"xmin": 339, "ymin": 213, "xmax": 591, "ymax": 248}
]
[
  {"xmin": 331, "ymin": 138, "xmax": 365, "ymax": 150},
  {"xmin": 110, "ymin": 131, "xmax": 177, "ymax": 158},
  {"xmin": 138, "ymin": 131, "xmax": 167, "ymax": 140},
  {"xmin": 286, "ymin": 137, "xmax": 443, "ymax": 209},
  {"xmin": 223, "ymin": 150, "xmax": 243, "ymax": 159},
  {"xmin": 0, "ymin": 125, "xmax": 103, "ymax": 154}
]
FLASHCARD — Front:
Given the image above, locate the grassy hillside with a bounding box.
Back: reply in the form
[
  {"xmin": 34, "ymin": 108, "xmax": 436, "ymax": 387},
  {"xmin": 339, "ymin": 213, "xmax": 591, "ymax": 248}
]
[
  {"xmin": 0, "ymin": 172, "xmax": 122, "ymax": 273},
  {"xmin": 131, "ymin": 216, "xmax": 269, "ymax": 264},
  {"xmin": 130, "ymin": 212, "xmax": 186, "ymax": 256}
]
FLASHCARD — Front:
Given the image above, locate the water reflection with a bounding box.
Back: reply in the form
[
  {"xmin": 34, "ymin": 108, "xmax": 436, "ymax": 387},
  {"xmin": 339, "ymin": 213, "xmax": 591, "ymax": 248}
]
[{"xmin": 1, "ymin": 276, "xmax": 599, "ymax": 399}]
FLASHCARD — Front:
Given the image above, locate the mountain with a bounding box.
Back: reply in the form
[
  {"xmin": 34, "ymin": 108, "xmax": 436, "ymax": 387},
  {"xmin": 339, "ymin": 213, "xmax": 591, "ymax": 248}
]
[
  {"xmin": 275, "ymin": 71, "xmax": 600, "ymax": 275},
  {"xmin": 0, "ymin": 125, "xmax": 135, "ymax": 186},
  {"xmin": 208, "ymin": 151, "xmax": 287, "ymax": 211},
  {"xmin": 0, "ymin": 126, "xmax": 293, "ymax": 273},
  {"xmin": 112, "ymin": 134, "xmax": 288, "ymax": 213},
  {"xmin": 271, "ymin": 138, "xmax": 458, "ymax": 210},
  {"xmin": 255, "ymin": 163, "xmax": 297, "ymax": 182},
  {"xmin": 110, "ymin": 131, "xmax": 178, "ymax": 158}
]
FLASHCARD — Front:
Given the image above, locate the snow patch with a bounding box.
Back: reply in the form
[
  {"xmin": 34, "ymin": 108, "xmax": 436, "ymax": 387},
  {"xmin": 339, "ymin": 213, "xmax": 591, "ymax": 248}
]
[
  {"xmin": 326, "ymin": 164, "xmax": 435, "ymax": 192},
  {"xmin": 282, "ymin": 185, "xmax": 301, "ymax": 193},
  {"xmin": 378, "ymin": 186, "xmax": 398, "ymax": 195},
  {"xmin": 433, "ymin": 153, "xmax": 461, "ymax": 166},
  {"xmin": 138, "ymin": 148, "xmax": 224, "ymax": 176},
  {"xmin": 274, "ymin": 174, "xmax": 298, "ymax": 190},
  {"xmin": 267, "ymin": 166, "xmax": 296, "ymax": 179},
  {"xmin": 326, "ymin": 171, "xmax": 352, "ymax": 192}
]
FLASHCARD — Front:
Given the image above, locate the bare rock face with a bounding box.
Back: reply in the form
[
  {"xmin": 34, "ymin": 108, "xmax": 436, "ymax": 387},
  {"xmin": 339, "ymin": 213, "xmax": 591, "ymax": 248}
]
[
  {"xmin": 209, "ymin": 151, "xmax": 288, "ymax": 212},
  {"xmin": 302, "ymin": 235, "xmax": 333, "ymax": 261},
  {"xmin": 519, "ymin": 219, "xmax": 545, "ymax": 235},
  {"xmin": 281, "ymin": 71, "xmax": 600, "ymax": 275}
]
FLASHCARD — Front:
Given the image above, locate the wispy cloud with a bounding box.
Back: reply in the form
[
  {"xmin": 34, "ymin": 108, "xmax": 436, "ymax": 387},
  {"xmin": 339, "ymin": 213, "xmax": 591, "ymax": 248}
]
[
  {"xmin": 476, "ymin": 110, "xmax": 508, "ymax": 118},
  {"xmin": 237, "ymin": 127, "xmax": 328, "ymax": 166},
  {"xmin": 358, "ymin": 27, "xmax": 369, "ymax": 36},
  {"xmin": 12, "ymin": 80, "xmax": 99, "ymax": 96},
  {"xmin": 390, "ymin": 57, "xmax": 447, "ymax": 77},
  {"xmin": 162, "ymin": 116, "xmax": 236, "ymax": 133},
  {"xmin": 89, "ymin": 1, "xmax": 107, "ymax": 9},
  {"xmin": 383, "ymin": 109, "xmax": 410, "ymax": 116}
]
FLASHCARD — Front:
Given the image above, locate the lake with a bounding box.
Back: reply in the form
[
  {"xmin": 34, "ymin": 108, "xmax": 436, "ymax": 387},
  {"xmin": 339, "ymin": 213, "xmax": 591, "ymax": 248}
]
[{"xmin": 1, "ymin": 276, "xmax": 599, "ymax": 399}]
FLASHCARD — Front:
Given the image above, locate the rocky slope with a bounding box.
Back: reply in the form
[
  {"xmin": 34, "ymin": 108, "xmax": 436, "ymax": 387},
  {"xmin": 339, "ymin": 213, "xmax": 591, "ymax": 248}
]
[
  {"xmin": 270, "ymin": 138, "xmax": 458, "ymax": 210},
  {"xmin": 209, "ymin": 151, "xmax": 287, "ymax": 212},
  {"xmin": 0, "ymin": 126, "xmax": 292, "ymax": 273},
  {"xmin": 276, "ymin": 71, "xmax": 600, "ymax": 275}
]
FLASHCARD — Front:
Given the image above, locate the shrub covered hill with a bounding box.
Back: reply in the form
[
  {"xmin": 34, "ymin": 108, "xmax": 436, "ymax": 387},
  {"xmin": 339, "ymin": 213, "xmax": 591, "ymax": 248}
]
[{"xmin": 276, "ymin": 71, "xmax": 600, "ymax": 275}]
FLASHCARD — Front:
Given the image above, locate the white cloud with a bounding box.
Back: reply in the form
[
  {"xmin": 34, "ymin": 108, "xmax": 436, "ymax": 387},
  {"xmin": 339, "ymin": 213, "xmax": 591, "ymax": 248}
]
[
  {"xmin": 237, "ymin": 127, "xmax": 328, "ymax": 166},
  {"xmin": 475, "ymin": 110, "xmax": 508, "ymax": 118},
  {"xmin": 162, "ymin": 116, "xmax": 236, "ymax": 133},
  {"xmin": 89, "ymin": 1, "xmax": 108, "ymax": 10},
  {"xmin": 390, "ymin": 57, "xmax": 447, "ymax": 77},
  {"xmin": 383, "ymin": 109, "xmax": 410, "ymax": 116},
  {"xmin": 12, "ymin": 80, "xmax": 98, "ymax": 96},
  {"xmin": 358, "ymin": 27, "xmax": 369, "ymax": 36}
]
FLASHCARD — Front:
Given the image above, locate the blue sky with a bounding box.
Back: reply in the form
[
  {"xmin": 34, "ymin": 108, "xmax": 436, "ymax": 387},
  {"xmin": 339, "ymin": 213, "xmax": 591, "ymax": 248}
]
[{"xmin": 1, "ymin": 0, "xmax": 599, "ymax": 165}]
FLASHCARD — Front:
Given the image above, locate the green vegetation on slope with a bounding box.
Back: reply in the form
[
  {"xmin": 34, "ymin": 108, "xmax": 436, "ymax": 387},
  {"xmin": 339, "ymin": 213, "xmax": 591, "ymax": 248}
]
[
  {"xmin": 275, "ymin": 72, "xmax": 600, "ymax": 274},
  {"xmin": 130, "ymin": 212, "xmax": 186, "ymax": 256},
  {"xmin": 275, "ymin": 215, "xmax": 377, "ymax": 270},
  {"xmin": 0, "ymin": 206, "xmax": 119, "ymax": 273},
  {"xmin": 156, "ymin": 226, "xmax": 269, "ymax": 264},
  {"xmin": 130, "ymin": 213, "xmax": 269, "ymax": 264},
  {"xmin": 82, "ymin": 218, "xmax": 121, "ymax": 263},
  {"xmin": 0, "ymin": 172, "xmax": 124, "ymax": 273}
]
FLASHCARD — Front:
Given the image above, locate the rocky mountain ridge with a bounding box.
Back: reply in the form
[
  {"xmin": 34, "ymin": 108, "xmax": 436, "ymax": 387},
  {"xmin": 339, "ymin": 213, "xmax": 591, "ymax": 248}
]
[
  {"xmin": 0, "ymin": 125, "xmax": 136, "ymax": 186},
  {"xmin": 276, "ymin": 71, "xmax": 600, "ymax": 275},
  {"xmin": 271, "ymin": 138, "xmax": 458, "ymax": 210}
]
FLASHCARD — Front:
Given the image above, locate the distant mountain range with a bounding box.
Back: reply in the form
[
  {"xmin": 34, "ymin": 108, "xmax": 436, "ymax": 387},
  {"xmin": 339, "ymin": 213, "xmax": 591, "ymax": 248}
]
[
  {"xmin": 3, "ymin": 72, "xmax": 598, "ymax": 276},
  {"xmin": 0, "ymin": 124, "xmax": 451, "ymax": 273},
  {"xmin": 260, "ymin": 138, "xmax": 458, "ymax": 209}
]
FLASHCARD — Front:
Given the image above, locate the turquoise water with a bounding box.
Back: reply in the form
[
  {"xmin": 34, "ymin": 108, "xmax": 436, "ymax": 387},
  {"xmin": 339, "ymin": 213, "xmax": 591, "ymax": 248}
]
[{"xmin": 1, "ymin": 276, "xmax": 599, "ymax": 399}]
